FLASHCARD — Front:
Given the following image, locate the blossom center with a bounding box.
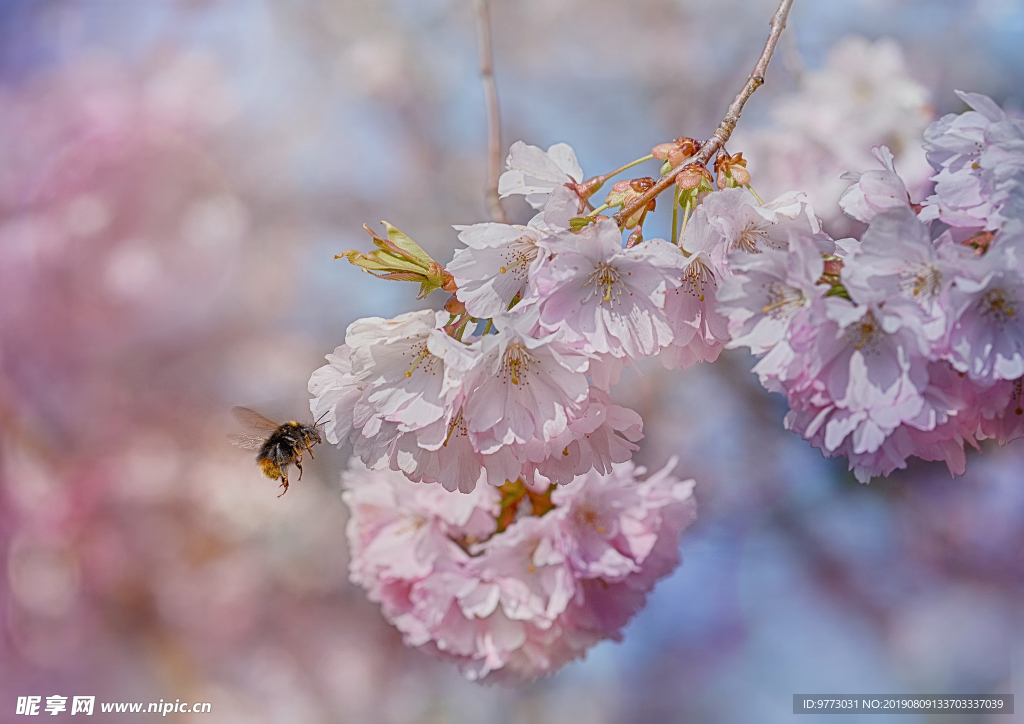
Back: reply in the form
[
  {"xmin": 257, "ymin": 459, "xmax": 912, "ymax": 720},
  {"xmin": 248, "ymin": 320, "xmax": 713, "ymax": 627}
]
[
  {"xmin": 899, "ymin": 264, "xmax": 942, "ymax": 298},
  {"xmin": 498, "ymin": 236, "xmax": 538, "ymax": 280},
  {"xmin": 846, "ymin": 310, "xmax": 883, "ymax": 350},
  {"xmin": 679, "ymin": 257, "xmax": 713, "ymax": 303},
  {"xmin": 735, "ymin": 223, "xmax": 769, "ymax": 254},
  {"xmin": 979, "ymin": 287, "xmax": 1017, "ymax": 326},
  {"xmin": 575, "ymin": 506, "xmax": 607, "ymax": 534},
  {"xmin": 500, "ymin": 342, "xmax": 534, "ymax": 386},
  {"xmin": 761, "ymin": 281, "xmax": 805, "ymax": 319},
  {"xmin": 404, "ymin": 342, "xmax": 433, "ymax": 378},
  {"xmin": 583, "ymin": 262, "xmax": 623, "ymax": 306}
]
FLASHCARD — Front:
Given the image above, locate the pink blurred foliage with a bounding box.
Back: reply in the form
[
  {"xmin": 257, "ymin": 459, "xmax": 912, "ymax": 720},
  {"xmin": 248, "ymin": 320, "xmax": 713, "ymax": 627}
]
[
  {"xmin": 0, "ymin": 47, "xmax": 429, "ymax": 720},
  {"xmin": 733, "ymin": 36, "xmax": 935, "ymax": 236}
]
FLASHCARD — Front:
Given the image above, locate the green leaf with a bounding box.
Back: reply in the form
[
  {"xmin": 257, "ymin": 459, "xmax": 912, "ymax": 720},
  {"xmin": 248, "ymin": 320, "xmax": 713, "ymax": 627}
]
[{"xmin": 379, "ymin": 221, "xmax": 435, "ymax": 268}]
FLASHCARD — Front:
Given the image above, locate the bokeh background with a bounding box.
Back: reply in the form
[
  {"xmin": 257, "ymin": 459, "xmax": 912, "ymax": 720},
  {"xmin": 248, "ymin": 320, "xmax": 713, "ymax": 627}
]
[{"xmin": 3, "ymin": 0, "xmax": 1024, "ymax": 722}]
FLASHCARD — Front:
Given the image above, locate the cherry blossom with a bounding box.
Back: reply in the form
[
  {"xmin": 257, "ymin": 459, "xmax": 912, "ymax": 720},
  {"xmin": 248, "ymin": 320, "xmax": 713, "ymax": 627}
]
[
  {"xmin": 461, "ymin": 308, "xmax": 591, "ymax": 452},
  {"xmin": 321, "ymin": 38, "xmax": 1024, "ymax": 683},
  {"xmin": 448, "ymin": 218, "xmax": 549, "ymax": 318},
  {"xmin": 342, "ymin": 457, "xmax": 696, "ymax": 683},
  {"xmin": 658, "ymin": 250, "xmax": 730, "ymax": 370},
  {"xmin": 497, "ymin": 141, "xmax": 584, "ymax": 210},
  {"xmin": 920, "ymin": 91, "xmax": 1008, "ymax": 231},
  {"xmin": 839, "ymin": 145, "xmax": 912, "ymax": 223},
  {"xmin": 717, "ymin": 233, "xmax": 828, "ymax": 355},
  {"xmin": 946, "ymin": 243, "xmax": 1024, "ymax": 382},
  {"xmin": 532, "ymin": 219, "xmax": 677, "ymax": 362},
  {"xmin": 695, "ymin": 188, "xmax": 825, "ymax": 266},
  {"xmin": 522, "ymin": 388, "xmax": 644, "ymax": 485}
]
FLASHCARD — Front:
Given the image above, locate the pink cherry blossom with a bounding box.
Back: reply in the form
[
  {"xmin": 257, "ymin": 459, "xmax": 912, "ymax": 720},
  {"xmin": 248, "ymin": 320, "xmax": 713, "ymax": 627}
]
[
  {"xmin": 839, "ymin": 145, "xmax": 912, "ymax": 223},
  {"xmin": 349, "ymin": 310, "xmax": 477, "ymax": 432},
  {"xmin": 522, "ymin": 387, "xmax": 644, "ymax": 485},
  {"xmin": 702, "ymin": 188, "xmax": 823, "ymax": 256},
  {"xmin": 680, "ymin": 188, "xmax": 828, "ymax": 279},
  {"xmin": 920, "ymin": 91, "xmax": 1016, "ymax": 231},
  {"xmin": 448, "ymin": 219, "xmax": 549, "ymax": 318},
  {"xmin": 390, "ymin": 407, "xmax": 489, "ymax": 493},
  {"xmin": 308, "ymin": 345, "xmax": 363, "ymax": 445},
  {"xmin": 497, "ymin": 141, "xmax": 584, "ymax": 210},
  {"xmin": 977, "ymin": 378, "xmax": 1024, "ymax": 445},
  {"xmin": 786, "ymin": 361, "xmax": 986, "ymax": 482},
  {"xmin": 658, "ymin": 250, "xmax": 729, "ymax": 369},
  {"xmin": 342, "ymin": 457, "xmax": 696, "ymax": 683},
  {"xmin": 945, "ymin": 243, "xmax": 1024, "ymax": 382},
  {"xmin": 308, "ymin": 310, "xmax": 480, "ymax": 477},
  {"xmin": 717, "ymin": 233, "xmax": 828, "ymax": 355},
  {"xmin": 461, "ymin": 309, "xmax": 591, "ymax": 454},
  {"xmin": 532, "ymin": 219, "xmax": 677, "ymax": 362}
]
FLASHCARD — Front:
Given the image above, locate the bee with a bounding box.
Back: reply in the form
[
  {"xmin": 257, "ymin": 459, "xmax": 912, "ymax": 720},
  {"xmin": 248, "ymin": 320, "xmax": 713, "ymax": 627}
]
[{"xmin": 228, "ymin": 407, "xmax": 323, "ymax": 496}]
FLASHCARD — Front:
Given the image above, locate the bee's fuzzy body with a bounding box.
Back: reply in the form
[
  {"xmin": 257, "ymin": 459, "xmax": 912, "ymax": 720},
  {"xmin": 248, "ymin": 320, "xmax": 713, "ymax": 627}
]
[{"xmin": 254, "ymin": 422, "xmax": 322, "ymax": 495}]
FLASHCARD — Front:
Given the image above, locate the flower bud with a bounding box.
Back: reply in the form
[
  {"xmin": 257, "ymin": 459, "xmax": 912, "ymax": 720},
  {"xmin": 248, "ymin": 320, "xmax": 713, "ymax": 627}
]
[
  {"xmin": 963, "ymin": 230, "xmax": 995, "ymax": 254},
  {"xmin": 444, "ymin": 295, "xmax": 466, "ymax": 315},
  {"xmin": 652, "ymin": 137, "xmax": 701, "ymax": 168},
  {"xmin": 604, "ymin": 179, "xmax": 633, "ymax": 208},
  {"xmin": 675, "ymin": 164, "xmax": 713, "ymax": 192},
  {"xmin": 604, "ymin": 178, "xmax": 656, "ymax": 229},
  {"xmin": 822, "ymin": 258, "xmax": 844, "ymax": 277},
  {"xmin": 714, "ymin": 152, "xmax": 750, "ymax": 190}
]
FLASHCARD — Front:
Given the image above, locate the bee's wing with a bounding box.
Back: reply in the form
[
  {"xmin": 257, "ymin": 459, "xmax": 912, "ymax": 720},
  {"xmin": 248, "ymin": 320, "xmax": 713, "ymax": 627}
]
[
  {"xmin": 232, "ymin": 406, "xmax": 280, "ymax": 432},
  {"xmin": 227, "ymin": 432, "xmax": 268, "ymax": 451}
]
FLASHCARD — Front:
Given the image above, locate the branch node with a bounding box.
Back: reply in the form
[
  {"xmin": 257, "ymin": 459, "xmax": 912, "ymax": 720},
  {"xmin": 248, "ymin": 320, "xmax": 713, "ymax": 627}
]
[{"xmin": 613, "ymin": 0, "xmax": 795, "ymax": 227}]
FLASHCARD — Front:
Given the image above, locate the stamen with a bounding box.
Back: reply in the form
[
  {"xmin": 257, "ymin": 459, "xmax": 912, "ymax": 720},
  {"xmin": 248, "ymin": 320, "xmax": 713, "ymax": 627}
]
[
  {"xmin": 979, "ymin": 287, "xmax": 1017, "ymax": 327},
  {"xmin": 680, "ymin": 257, "xmax": 713, "ymax": 302},
  {"xmin": 897, "ymin": 264, "xmax": 942, "ymax": 298},
  {"xmin": 501, "ymin": 343, "xmax": 533, "ymax": 386},
  {"xmin": 404, "ymin": 346, "xmax": 431, "ymax": 378},
  {"xmin": 499, "ymin": 257, "xmax": 528, "ymax": 274},
  {"xmin": 582, "ymin": 263, "xmax": 622, "ymax": 307},
  {"xmin": 442, "ymin": 409, "xmax": 466, "ymax": 448},
  {"xmin": 498, "ymin": 235, "xmax": 537, "ymax": 277},
  {"xmin": 736, "ymin": 223, "xmax": 769, "ymax": 253},
  {"xmin": 846, "ymin": 310, "xmax": 882, "ymax": 350},
  {"xmin": 762, "ymin": 281, "xmax": 805, "ymax": 318}
]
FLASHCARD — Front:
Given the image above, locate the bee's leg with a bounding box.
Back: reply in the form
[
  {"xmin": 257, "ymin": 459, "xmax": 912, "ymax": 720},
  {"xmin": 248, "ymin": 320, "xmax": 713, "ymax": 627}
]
[
  {"xmin": 277, "ymin": 472, "xmax": 289, "ymax": 497},
  {"xmin": 296, "ymin": 457, "xmax": 304, "ymax": 481},
  {"xmin": 306, "ymin": 443, "xmax": 315, "ymax": 460}
]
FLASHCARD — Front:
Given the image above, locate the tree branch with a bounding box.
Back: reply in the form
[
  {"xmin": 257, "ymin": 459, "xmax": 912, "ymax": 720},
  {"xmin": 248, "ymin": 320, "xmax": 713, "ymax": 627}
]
[
  {"xmin": 473, "ymin": 0, "xmax": 508, "ymax": 223},
  {"xmin": 613, "ymin": 0, "xmax": 795, "ymax": 227}
]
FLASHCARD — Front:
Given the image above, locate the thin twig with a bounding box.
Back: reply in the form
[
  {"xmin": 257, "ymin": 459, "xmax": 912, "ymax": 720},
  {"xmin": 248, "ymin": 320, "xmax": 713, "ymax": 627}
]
[
  {"xmin": 473, "ymin": 0, "xmax": 508, "ymax": 223},
  {"xmin": 614, "ymin": 0, "xmax": 795, "ymax": 227}
]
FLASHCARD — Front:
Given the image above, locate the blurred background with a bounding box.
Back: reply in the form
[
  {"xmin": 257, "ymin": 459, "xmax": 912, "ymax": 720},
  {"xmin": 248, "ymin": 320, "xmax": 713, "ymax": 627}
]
[{"xmin": 2, "ymin": 0, "xmax": 1024, "ymax": 722}]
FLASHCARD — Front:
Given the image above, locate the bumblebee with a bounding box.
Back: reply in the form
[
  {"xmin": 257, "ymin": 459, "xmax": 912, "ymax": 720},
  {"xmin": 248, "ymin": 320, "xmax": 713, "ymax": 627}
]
[{"xmin": 229, "ymin": 406, "xmax": 323, "ymax": 496}]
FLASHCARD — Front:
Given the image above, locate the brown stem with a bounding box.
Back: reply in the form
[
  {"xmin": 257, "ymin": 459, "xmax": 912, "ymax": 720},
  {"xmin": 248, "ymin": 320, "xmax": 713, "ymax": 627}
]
[
  {"xmin": 613, "ymin": 0, "xmax": 795, "ymax": 227},
  {"xmin": 473, "ymin": 0, "xmax": 508, "ymax": 223}
]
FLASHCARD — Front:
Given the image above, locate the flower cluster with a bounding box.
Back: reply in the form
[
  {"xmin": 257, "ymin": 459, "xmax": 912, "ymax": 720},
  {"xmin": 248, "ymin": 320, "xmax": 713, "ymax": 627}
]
[
  {"xmin": 311, "ymin": 142, "xmax": 741, "ymax": 493},
  {"xmin": 313, "ymin": 87, "xmax": 1024, "ymax": 682},
  {"xmin": 342, "ymin": 457, "xmax": 696, "ymax": 683},
  {"xmin": 721, "ymin": 92, "xmax": 1024, "ymax": 482}
]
